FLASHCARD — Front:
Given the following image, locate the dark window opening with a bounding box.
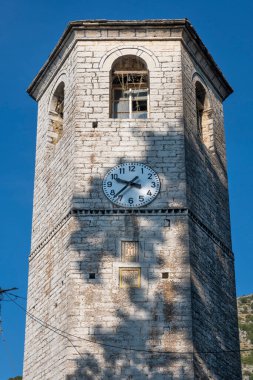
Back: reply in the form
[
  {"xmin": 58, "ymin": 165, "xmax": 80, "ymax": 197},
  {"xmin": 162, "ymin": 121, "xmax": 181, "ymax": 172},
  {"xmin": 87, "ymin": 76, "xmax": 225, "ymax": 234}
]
[
  {"xmin": 162, "ymin": 272, "xmax": 169, "ymax": 279},
  {"xmin": 49, "ymin": 82, "xmax": 65, "ymax": 144},
  {"xmin": 195, "ymin": 81, "xmax": 206, "ymax": 138},
  {"xmin": 89, "ymin": 273, "xmax": 96, "ymax": 279},
  {"xmin": 164, "ymin": 219, "xmax": 170, "ymax": 228},
  {"xmin": 195, "ymin": 80, "xmax": 215, "ymax": 151}
]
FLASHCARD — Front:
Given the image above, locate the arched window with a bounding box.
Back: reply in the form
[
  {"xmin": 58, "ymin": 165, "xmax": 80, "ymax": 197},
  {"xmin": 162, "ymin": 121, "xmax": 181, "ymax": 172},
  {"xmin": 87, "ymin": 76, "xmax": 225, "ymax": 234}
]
[
  {"xmin": 111, "ymin": 55, "xmax": 149, "ymax": 119},
  {"xmin": 195, "ymin": 81, "xmax": 214, "ymax": 150},
  {"xmin": 49, "ymin": 82, "xmax": 64, "ymax": 144},
  {"xmin": 195, "ymin": 81, "xmax": 206, "ymax": 138}
]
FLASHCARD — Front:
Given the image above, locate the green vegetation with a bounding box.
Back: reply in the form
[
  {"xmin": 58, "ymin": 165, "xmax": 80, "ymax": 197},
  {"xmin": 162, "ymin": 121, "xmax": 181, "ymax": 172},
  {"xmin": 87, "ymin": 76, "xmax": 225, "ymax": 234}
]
[
  {"xmin": 238, "ymin": 294, "xmax": 253, "ymax": 377},
  {"xmin": 244, "ymin": 370, "xmax": 253, "ymax": 379},
  {"xmin": 241, "ymin": 351, "xmax": 253, "ymax": 366},
  {"xmin": 240, "ymin": 322, "xmax": 253, "ymax": 344},
  {"xmin": 8, "ymin": 377, "xmax": 22, "ymax": 380},
  {"xmin": 246, "ymin": 315, "xmax": 253, "ymax": 323}
]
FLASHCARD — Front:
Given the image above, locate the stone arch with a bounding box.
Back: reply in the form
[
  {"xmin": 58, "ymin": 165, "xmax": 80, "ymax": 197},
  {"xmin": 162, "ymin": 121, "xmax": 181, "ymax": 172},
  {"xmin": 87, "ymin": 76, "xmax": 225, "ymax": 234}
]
[
  {"xmin": 99, "ymin": 46, "xmax": 159, "ymax": 71},
  {"xmin": 48, "ymin": 73, "xmax": 67, "ymax": 112},
  {"xmin": 48, "ymin": 73, "xmax": 66, "ymax": 145},
  {"xmin": 192, "ymin": 71, "xmax": 209, "ymax": 90}
]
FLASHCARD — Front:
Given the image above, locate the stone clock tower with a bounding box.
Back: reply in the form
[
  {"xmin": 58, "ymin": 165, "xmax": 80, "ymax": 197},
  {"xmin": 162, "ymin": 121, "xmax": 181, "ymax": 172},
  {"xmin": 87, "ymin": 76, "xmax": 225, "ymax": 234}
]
[{"xmin": 23, "ymin": 20, "xmax": 242, "ymax": 379}]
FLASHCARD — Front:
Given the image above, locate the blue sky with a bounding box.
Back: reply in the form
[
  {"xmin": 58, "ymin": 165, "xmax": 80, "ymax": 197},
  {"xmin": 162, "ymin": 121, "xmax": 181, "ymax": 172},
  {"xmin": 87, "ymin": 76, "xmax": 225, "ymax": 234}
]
[{"xmin": 0, "ymin": 0, "xmax": 252, "ymax": 378}]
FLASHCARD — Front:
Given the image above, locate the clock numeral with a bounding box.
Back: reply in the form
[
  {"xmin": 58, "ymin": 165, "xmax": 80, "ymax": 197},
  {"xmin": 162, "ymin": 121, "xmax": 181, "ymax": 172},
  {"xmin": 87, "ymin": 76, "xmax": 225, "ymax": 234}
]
[{"xmin": 103, "ymin": 164, "xmax": 160, "ymax": 207}]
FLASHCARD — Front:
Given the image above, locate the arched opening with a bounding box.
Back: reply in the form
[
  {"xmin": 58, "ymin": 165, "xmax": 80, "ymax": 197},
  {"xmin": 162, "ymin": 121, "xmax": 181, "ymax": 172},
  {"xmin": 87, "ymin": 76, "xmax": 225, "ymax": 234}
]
[
  {"xmin": 195, "ymin": 81, "xmax": 214, "ymax": 150},
  {"xmin": 195, "ymin": 81, "xmax": 206, "ymax": 137},
  {"xmin": 110, "ymin": 55, "xmax": 149, "ymax": 119},
  {"xmin": 49, "ymin": 82, "xmax": 65, "ymax": 144}
]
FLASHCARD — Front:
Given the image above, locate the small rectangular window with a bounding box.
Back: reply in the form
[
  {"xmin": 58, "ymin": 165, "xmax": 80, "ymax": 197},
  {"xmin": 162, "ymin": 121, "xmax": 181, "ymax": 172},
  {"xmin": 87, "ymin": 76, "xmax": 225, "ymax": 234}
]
[{"xmin": 112, "ymin": 88, "xmax": 148, "ymax": 119}]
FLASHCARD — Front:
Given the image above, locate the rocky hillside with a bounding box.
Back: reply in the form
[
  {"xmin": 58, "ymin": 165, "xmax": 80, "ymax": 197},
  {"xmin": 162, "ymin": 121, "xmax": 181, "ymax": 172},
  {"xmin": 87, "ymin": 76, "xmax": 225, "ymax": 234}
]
[{"xmin": 238, "ymin": 294, "xmax": 253, "ymax": 379}]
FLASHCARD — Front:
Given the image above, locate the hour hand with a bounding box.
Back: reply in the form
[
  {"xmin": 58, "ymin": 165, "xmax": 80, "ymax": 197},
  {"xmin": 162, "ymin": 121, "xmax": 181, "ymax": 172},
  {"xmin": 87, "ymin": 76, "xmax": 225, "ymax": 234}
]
[
  {"xmin": 115, "ymin": 177, "xmax": 141, "ymax": 189},
  {"xmin": 115, "ymin": 177, "xmax": 128, "ymax": 184}
]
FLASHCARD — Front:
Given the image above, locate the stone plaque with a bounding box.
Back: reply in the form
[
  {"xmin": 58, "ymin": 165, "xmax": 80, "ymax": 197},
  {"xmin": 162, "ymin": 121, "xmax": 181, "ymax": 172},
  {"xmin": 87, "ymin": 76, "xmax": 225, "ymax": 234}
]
[
  {"xmin": 119, "ymin": 268, "xmax": 141, "ymax": 288},
  {"xmin": 121, "ymin": 241, "xmax": 139, "ymax": 262}
]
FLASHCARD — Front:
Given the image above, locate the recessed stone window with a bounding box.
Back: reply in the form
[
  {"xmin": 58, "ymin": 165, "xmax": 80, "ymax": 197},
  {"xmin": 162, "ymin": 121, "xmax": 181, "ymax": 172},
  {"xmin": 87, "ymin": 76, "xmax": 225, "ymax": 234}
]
[
  {"xmin": 48, "ymin": 82, "xmax": 65, "ymax": 144},
  {"xmin": 162, "ymin": 272, "xmax": 169, "ymax": 279},
  {"xmin": 89, "ymin": 273, "xmax": 96, "ymax": 279},
  {"xmin": 111, "ymin": 55, "xmax": 149, "ymax": 119},
  {"xmin": 195, "ymin": 81, "xmax": 214, "ymax": 151}
]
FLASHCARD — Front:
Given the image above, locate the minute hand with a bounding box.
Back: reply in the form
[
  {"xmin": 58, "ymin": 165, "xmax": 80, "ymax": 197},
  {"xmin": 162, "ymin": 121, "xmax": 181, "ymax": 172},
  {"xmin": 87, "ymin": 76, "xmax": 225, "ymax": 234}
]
[{"xmin": 114, "ymin": 176, "xmax": 139, "ymax": 198}]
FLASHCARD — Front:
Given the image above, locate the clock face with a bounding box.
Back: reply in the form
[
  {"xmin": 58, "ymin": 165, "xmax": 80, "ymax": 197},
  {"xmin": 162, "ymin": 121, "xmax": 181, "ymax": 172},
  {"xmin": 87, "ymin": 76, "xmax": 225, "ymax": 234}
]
[{"xmin": 103, "ymin": 163, "xmax": 160, "ymax": 207}]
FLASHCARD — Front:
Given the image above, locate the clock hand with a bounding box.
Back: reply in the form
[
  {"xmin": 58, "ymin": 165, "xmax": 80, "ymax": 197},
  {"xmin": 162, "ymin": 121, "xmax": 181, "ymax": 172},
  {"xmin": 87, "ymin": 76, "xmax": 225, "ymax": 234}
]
[
  {"xmin": 130, "ymin": 182, "xmax": 141, "ymax": 189},
  {"xmin": 115, "ymin": 177, "xmax": 130, "ymax": 185},
  {"xmin": 115, "ymin": 177, "xmax": 141, "ymax": 189},
  {"xmin": 114, "ymin": 176, "xmax": 139, "ymax": 198}
]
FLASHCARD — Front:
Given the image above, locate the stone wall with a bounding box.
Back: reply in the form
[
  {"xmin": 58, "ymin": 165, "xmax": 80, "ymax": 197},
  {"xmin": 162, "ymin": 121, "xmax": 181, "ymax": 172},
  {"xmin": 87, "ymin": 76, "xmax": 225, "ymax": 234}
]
[
  {"xmin": 31, "ymin": 55, "xmax": 76, "ymax": 249},
  {"xmin": 23, "ymin": 217, "xmax": 76, "ymax": 379},
  {"xmin": 181, "ymin": 44, "xmax": 231, "ymax": 245},
  {"xmin": 189, "ymin": 217, "xmax": 241, "ymax": 379},
  {"xmin": 65, "ymin": 212, "xmax": 193, "ymax": 379},
  {"xmin": 181, "ymin": 42, "xmax": 241, "ymax": 378}
]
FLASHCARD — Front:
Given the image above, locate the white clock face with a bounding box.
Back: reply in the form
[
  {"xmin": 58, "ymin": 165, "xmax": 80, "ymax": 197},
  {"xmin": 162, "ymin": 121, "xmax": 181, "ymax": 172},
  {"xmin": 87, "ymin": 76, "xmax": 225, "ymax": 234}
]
[{"xmin": 103, "ymin": 163, "xmax": 160, "ymax": 207}]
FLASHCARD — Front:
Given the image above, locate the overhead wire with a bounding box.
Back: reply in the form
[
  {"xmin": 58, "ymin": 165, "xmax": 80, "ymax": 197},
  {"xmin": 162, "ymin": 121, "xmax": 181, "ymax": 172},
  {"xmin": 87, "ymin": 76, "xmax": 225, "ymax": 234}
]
[
  {"xmin": 5, "ymin": 294, "xmax": 253, "ymax": 356},
  {"xmin": 5, "ymin": 294, "xmax": 100, "ymax": 379},
  {"xmin": 8, "ymin": 293, "xmax": 27, "ymax": 300}
]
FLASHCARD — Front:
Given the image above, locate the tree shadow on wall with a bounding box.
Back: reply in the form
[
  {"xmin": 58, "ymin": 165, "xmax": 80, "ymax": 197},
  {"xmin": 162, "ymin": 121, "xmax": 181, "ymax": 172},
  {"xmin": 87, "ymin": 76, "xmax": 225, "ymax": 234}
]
[
  {"xmin": 65, "ymin": 124, "xmax": 241, "ymax": 380},
  {"xmin": 66, "ymin": 204, "xmax": 191, "ymax": 380},
  {"xmin": 64, "ymin": 125, "xmax": 194, "ymax": 380}
]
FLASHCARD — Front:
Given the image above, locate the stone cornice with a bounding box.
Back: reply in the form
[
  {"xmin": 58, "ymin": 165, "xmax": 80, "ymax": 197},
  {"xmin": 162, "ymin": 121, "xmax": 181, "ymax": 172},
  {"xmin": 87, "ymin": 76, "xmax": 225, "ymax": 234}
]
[
  {"xmin": 29, "ymin": 207, "xmax": 234, "ymax": 262},
  {"xmin": 27, "ymin": 19, "xmax": 233, "ymax": 101}
]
